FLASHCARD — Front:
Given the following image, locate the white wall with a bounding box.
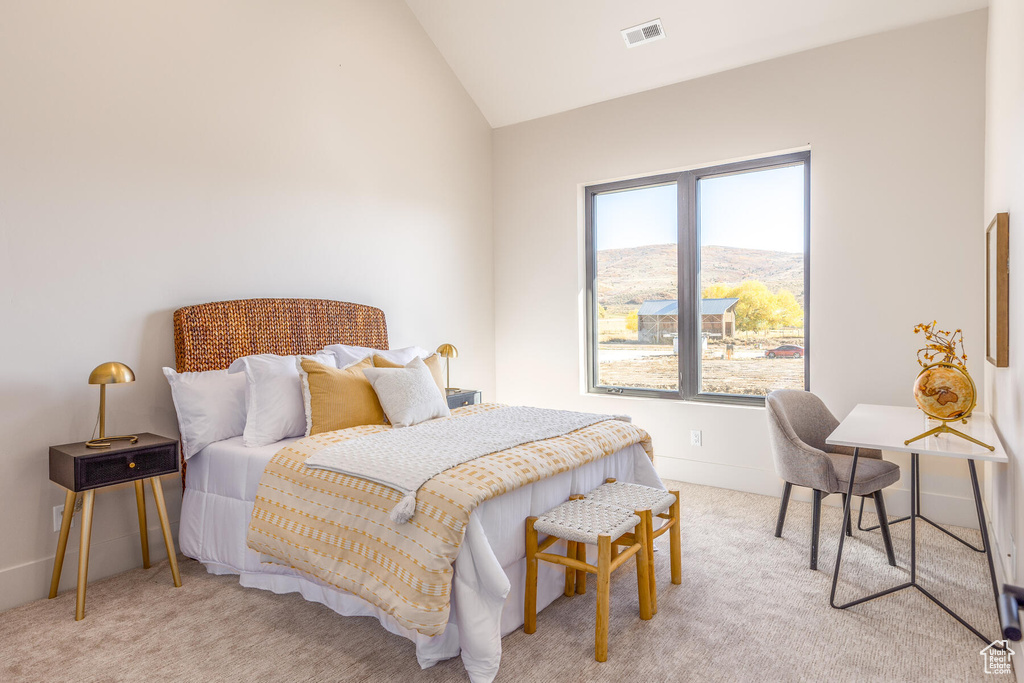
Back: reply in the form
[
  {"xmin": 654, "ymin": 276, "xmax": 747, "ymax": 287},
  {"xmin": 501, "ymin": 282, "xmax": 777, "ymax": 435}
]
[
  {"xmin": 984, "ymin": 0, "xmax": 1024, "ymax": 583},
  {"xmin": 493, "ymin": 12, "xmax": 988, "ymax": 525},
  {"xmin": 0, "ymin": 0, "xmax": 493, "ymax": 611}
]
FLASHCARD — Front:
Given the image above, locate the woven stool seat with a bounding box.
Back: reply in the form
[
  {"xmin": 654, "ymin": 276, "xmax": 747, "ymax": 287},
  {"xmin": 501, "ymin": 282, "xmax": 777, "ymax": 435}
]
[
  {"xmin": 534, "ymin": 499, "xmax": 640, "ymax": 545},
  {"xmin": 585, "ymin": 481, "xmax": 676, "ymax": 516}
]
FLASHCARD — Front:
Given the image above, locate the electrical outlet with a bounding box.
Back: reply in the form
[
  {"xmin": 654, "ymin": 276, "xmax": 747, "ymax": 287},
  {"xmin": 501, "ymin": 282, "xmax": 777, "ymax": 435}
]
[
  {"xmin": 690, "ymin": 430, "xmax": 701, "ymax": 447},
  {"xmin": 52, "ymin": 504, "xmax": 78, "ymax": 533}
]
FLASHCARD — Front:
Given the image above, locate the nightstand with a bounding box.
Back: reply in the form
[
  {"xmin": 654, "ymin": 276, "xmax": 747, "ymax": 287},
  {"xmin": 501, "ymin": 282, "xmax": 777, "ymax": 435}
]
[
  {"xmin": 446, "ymin": 389, "xmax": 481, "ymax": 410},
  {"xmin": 48, "ymin": 433, "xmax": 182, "ymax": 620}
]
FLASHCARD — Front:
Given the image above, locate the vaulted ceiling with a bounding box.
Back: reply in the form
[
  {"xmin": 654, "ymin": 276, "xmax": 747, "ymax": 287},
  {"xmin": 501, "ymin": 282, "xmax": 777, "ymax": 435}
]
[{"xmin": 405, "ymin": 0, "xmax": 987, "ymax": 128}]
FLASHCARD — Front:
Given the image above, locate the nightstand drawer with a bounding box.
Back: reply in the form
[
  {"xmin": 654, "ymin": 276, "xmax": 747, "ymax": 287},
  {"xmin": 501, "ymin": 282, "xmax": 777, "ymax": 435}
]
[
  {"xmin": 446, "ymin": 390, "xmax": 481, "ymax": 410},
  {"xmin": 79, "ymin": 444, "xmax": 177, "ymax": 489},
  {"xmin": 50, "ymin": 433, "xmax": 179, "ymax": 492}
]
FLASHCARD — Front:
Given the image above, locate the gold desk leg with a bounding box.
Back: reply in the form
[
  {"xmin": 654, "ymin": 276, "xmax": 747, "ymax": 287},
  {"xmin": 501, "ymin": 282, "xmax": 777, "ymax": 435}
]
[
  {"xmin": 75, "ymin": 490, "xmax": 95, "ymax": 621},
  {"xmin": 134, "ymin": 480, "xmax": 150, "ymax": 569},
  {"xmin": 150, "ymin": 477, "xmax": 181, "ymax": 587},
  {"xmin": 49, "ymin": 489, "xmax": 77, "ymax": 599}
]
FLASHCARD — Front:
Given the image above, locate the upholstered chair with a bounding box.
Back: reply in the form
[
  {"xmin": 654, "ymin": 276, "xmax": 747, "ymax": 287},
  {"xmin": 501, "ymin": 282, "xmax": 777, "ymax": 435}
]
[{"xmin": 766, "ymin": 389, "xmax": 899, "ymax": 570}]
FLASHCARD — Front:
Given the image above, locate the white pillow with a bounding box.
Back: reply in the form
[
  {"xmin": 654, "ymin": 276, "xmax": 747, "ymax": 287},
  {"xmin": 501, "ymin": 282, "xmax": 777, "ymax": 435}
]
[
  {"xmin": 363, "ymin": 357, "xmax": 451, "ymax": 428},
  {"xmin": 322, "ymin": 344, "xmax": 431, "ymax": 369},
  {"xmin": 229, "ymin": 352, "xmax": 334, "ymax": 447},
  {"xmin": 162, "ymin": 368, "xmax": 247, "ymax": 459}
]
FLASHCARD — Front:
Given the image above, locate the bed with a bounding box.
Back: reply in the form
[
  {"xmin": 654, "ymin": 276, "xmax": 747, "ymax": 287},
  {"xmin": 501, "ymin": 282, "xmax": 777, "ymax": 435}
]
[{"xmin": 173, "ymin": 298, "xmax": 663, "ymax": 682}]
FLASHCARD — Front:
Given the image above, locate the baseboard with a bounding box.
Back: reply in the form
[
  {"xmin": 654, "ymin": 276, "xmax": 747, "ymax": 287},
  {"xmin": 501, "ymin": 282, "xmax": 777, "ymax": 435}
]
[
  {"xmin": 0, "ymin": 522, "xmax": 178, "ymax": 613},
  {"xmin": 655, "ymin": 455, "xmax": 981, "ymax": 530}
]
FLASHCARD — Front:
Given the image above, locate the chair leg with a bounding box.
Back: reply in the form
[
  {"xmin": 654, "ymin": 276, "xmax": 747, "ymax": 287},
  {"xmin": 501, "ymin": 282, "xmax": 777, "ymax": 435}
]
[
  {"xmin": 841, "ymin": 494, "xmax": 852, "ymax": 537},
  {"xmin": 576, "ymin": 543, "xmax": 587, "ymax": 594},
  {"xmin": 642, "ymin": 509, "xmax": 656, "ymax": 615},
  {"xmin": 635, "ymin": 517, "xmax": 652, "ymax": 621},
  {"xmin": 810, "ymin": 490, "xmax": 822, "ymax": 570},
  {"xmin": 775, "ymin": 482, "xmax": 792, "ymax": 537},
  {"xmin": 669, "ymin": 490, "xmax": 681, "ymax": 585},
  {"xmin": 524, "ymin": 517, "xmax": 538, "ymax": 634},
  {"xmin": 873, "ymin": 491, "xmax": 897, "ymax": 567},
  {"xmin": 595, "ymin": 535, "xmax": 611, "ymax": 663},
  {"xmin": 564, "ymin": 541, "xmax": 577, "ymax": 597}
]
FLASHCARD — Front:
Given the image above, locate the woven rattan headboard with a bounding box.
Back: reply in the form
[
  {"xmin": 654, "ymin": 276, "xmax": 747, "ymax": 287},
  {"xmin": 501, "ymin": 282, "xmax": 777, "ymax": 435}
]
[{"xmin": 173, "ymin": 298, "xmax": 388, "ymax": 373}]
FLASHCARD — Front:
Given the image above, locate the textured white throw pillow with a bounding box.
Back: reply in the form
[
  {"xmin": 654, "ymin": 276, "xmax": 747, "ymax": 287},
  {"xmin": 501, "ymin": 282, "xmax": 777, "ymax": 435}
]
[
  {"xmin": 322, "ymin": 344, "xmax": 431, "ymax": 369},
  {"xmin": 162, "ymin": 368, "xmax": 247, "ymax": 459},
  {"xmin": 229, "ymin": 352, "xmax": 334, "ymax": 447},
  {"xmin": 363, "ymin": 357, "xmax": 451, "ymax": 428}
]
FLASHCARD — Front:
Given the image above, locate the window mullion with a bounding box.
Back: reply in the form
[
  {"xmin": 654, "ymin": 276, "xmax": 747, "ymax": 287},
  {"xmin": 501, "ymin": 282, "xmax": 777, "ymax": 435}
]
[{"xmin": 678, "ymin": 171, "xmax": 699, "ymax": 399}]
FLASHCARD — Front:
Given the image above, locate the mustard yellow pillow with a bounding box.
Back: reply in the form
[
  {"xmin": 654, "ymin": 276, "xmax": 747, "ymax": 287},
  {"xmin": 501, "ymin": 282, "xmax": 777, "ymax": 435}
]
[
  {"xmin": 372, "ymin": 353, "xmax": 446, "ymax": 397},
  {"xmin": 298, "ymin": 357, "xmax": 385, "ymax": 435}
]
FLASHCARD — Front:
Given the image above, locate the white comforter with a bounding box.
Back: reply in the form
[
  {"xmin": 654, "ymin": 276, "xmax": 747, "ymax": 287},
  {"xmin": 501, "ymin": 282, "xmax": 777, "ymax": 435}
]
[{"xmin": 179, "ymin": 435, "xmax": 662, "ymax": 682}]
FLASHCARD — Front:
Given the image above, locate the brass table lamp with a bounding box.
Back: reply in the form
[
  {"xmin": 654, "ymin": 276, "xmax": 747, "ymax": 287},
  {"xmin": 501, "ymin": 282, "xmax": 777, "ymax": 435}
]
[
  {"xmin": 86, "ymin": 362, "xmax": 140, "ymax": 449},
  {"xmin": 436, "ymin": 344, "xmax": 459, "ymax": 394}
]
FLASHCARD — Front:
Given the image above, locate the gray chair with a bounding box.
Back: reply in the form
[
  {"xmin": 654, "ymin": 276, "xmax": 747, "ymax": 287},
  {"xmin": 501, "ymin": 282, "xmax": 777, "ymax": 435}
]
[{"xmin": 766, "ymin": 389, "xmax": 899, "ymax": 570}]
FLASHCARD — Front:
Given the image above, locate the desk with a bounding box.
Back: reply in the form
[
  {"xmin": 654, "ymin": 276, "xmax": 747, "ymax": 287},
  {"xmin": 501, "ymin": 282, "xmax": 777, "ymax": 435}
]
[{"xmin": 826, "ymin": 404, "xmax": 1008, "ymax": 643}]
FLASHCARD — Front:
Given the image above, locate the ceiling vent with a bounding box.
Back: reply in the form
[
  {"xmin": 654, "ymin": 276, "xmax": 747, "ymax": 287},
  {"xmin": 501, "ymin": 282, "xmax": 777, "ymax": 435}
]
[{"xmin": 621, "ymin": 19, "xmax": 665, "ymax": 48}]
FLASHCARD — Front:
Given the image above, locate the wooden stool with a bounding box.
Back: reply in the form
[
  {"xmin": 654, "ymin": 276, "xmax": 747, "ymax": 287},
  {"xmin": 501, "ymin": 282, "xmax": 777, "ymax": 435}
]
[
  {"xmin": 525, "ymin": 498, "xmax": 653, "ymax": 662},
  {"xmin": 585, "ymin": 479, "xmax": 681, "ymax": 614}
]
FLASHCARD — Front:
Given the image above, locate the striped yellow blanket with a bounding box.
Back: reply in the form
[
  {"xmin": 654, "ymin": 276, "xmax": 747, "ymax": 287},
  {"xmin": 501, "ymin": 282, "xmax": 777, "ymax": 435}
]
[{"xmin": 247, "ymin": 403, "xmax": 653, "ymax": 636}]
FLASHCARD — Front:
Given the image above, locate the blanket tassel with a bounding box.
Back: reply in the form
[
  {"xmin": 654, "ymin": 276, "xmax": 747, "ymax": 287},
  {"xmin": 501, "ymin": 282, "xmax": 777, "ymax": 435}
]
[{"xmin": 390, "ymin": 493, "xmax": 417, "ymax": 524}]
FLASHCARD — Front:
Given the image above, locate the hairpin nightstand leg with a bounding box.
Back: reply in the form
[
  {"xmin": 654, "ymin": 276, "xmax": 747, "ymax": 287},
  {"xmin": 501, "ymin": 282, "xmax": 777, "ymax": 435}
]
[
  {"xmin": 134, "ymin": 480, "xmax": 150, "ymax": 568},
  {"xmin": 49, "ymin": 489, "xmax": 77, "ymax": 599},
  {"xmin": 75, "ymin": 490, "xmax": 95, "ymax": 621},
  {"xmin": 149, "ymin": 477, "xmax": 181, "ymax": 587}
]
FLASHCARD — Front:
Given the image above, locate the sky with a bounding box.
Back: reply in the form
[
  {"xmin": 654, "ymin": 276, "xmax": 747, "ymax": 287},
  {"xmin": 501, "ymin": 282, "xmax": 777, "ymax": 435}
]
[{"xmin": 594, "ymin": 164, "xmax": 805, "ymax": 253}]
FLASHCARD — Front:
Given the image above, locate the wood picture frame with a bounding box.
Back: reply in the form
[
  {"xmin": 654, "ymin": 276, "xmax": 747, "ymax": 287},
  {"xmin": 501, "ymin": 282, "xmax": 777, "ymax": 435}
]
[{"xmin": 986, "ymin": 213, "xmax": 1009, "ymax": 367}]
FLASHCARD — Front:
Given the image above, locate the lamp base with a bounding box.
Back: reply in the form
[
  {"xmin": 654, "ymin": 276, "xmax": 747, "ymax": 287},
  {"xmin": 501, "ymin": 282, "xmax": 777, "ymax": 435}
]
[
  {"xmin": 86, "ymin": 435, "xmax": 139, "ymax": 450},
  {"xmin": 445, "ymin": 387, "xmax": 463, "ymax": 395}
]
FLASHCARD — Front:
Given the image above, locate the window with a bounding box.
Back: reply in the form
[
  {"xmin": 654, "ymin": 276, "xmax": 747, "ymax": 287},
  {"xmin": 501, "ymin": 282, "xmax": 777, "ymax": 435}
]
[{"xmin": 585, "ymin": 152, "xmax": 809, "ymax": 404}]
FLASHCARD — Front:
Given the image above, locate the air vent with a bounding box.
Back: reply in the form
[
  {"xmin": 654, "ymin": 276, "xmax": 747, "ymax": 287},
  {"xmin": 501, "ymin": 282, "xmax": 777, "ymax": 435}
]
[{"xmin": 621, "ymin": 19, "xmax": 665, "ymax": 48}]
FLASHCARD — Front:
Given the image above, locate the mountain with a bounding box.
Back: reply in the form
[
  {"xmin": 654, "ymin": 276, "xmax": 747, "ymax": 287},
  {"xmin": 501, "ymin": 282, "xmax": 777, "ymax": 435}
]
[{"xmin": 596, "ymin": 244, "xmax": 804, "ymax": 311}]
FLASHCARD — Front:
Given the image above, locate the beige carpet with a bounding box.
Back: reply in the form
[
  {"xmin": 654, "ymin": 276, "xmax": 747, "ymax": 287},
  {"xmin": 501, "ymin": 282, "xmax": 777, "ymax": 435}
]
[{"xmin": 0, "ymin": 482, "xmax": 1002, "ymax": 682}]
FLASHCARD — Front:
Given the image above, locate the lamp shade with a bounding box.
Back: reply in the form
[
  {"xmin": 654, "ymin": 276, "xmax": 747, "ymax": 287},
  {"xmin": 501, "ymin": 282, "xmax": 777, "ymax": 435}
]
[
  {"xmin": 436, "ymin": 343, "xmax": 458, "ymax": 359},
  {"xmin": 88, "ymin": 362, "xmax": 135, "ymax": 385}
]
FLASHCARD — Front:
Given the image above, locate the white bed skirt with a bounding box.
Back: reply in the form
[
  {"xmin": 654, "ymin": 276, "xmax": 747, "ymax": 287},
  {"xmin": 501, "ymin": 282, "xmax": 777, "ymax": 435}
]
[{"xmin": 179, "ymin": 437, "xmax": 662, "ymax": 683}]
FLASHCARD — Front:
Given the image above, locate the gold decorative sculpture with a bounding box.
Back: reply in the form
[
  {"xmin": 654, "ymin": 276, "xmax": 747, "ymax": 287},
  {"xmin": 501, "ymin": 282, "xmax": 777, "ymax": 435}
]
[{"xmin": 905, "ymin": 322, "xmax": 992, "ymax": 450}]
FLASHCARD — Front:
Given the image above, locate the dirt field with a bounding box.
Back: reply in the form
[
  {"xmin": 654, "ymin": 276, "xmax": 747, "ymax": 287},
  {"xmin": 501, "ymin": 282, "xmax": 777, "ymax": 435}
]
[{"xmin": 597, "ymin": 353, "xmax": 804, "ymax": 395}]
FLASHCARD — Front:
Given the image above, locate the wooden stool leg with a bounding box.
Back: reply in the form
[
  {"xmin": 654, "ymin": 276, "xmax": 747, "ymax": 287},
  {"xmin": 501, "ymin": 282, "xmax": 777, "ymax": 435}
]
[
  {"xmin": 524, "ymin": 517, "xmax": 538, "ymax": 634},
  {"xmin": 595, "ymin": 535, "xmax": 611, "ymax": 662},
  {"xmin": 135, "ymin": 480, "xmax": 150, "ymax": 569},
  {"xmin": 150, "ymin": 477, "xmax": 182, "ymax": 587},
  {"xmin": 576, "ymin": 543, "xmax": 587, "ymax": 594},
  {"xmin": 49, "ymin": 489, "xmax": 77, "ymax": 599},
  {"xmin": 564, "ymin": 540, "xmax": 577, "ymax": 597},
  {"xmin": 75, "ymin": 490, "xmax": 95, "ymax": 621},
  {"xmin": 669, "ymin": 491, "xmax": 681, "ymax": 585},
  {"xmin": 642, "ymin": 509, "xmax": 657, "ymax": 615},
  {"xmin": 635, "ymin": 516, "xmax": 653, "ymax": 621}
]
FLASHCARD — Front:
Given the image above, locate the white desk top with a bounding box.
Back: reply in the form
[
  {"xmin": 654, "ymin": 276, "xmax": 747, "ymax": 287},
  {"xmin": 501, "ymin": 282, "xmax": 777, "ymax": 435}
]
[{"xmin": 826, "ymin": 404, "xmax": 1008, "ymax": 463}]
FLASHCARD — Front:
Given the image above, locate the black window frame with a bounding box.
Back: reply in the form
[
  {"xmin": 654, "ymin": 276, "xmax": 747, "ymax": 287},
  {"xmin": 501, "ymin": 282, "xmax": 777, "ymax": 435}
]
[{"xmin": 584, "ymin": 151, "xmax": 810, "ymax": 405}]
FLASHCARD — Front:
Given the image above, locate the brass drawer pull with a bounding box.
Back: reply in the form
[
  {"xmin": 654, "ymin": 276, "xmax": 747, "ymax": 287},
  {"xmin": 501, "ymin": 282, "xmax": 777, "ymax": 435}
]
[{"xmin": 129, "ymin": 462, "xmax": 136, "ymax": 469}]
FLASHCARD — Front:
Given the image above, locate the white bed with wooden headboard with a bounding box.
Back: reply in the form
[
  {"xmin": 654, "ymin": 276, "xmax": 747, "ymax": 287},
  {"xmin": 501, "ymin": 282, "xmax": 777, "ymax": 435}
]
[{"xmin": 171, "ymin": 298, "xmax": 663, "ymax": 682}]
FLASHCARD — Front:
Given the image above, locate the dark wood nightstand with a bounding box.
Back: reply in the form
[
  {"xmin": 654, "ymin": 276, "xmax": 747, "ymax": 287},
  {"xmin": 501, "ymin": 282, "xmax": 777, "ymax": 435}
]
[
  {"xmin": 48, "ymin": 432, "xmax": 182, "ymax": 620},
  {"xmin": 446, "ymin": 389, "xmax": 481, "ymax": 410}
]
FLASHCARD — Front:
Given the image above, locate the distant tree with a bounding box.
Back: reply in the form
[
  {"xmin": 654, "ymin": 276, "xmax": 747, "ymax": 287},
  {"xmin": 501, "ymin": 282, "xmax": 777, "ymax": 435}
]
[
  {"xmin": 597, "ymin": 304, "xmax": 608, "ymax": 319},
  {"xmin": 625, "ymin": 309, "xmax": 638, "ymax": 333},
  {"xmin": 702, "ymin": 281, "xmax": 803, "ymax": 332}
]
